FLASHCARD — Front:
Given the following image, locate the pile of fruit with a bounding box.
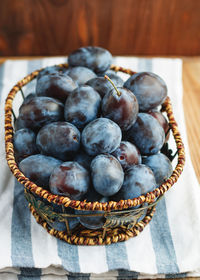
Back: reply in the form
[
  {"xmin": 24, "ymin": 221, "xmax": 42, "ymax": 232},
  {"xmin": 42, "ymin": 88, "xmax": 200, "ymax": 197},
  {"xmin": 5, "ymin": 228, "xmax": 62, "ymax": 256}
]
[{"xmin": 14, "ymin": 46, "xmax": 173, "ymax": 231}]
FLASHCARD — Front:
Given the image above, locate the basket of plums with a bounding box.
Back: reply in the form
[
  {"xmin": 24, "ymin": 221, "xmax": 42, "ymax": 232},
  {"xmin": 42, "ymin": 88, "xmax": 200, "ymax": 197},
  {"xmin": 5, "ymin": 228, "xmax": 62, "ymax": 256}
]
[{"xmin": 5, "ymin": 46, "xmax": 185, "ymax": 245}]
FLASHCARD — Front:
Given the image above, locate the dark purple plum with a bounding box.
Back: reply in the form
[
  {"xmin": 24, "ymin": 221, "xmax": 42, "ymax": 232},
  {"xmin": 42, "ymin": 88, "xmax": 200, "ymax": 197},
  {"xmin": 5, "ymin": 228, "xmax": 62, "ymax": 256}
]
[
  {"xmin": 18, "ymin": 96, "xmax": 64, "ymax": 131},
  {"xmin": 64, "ymin": 85, "xmax": 101, "ymax": 129},
  {"xmin": 86, "ymin": 76, "xmax": 122, "ymax": 98},
  {"xmin": 81, "ymin": 118, "xmax": 122, "ymax": 156},
  {"xmin": 36, "ymin": 72, "xmax": 77, "ymax": 102},
  {"xmin": 49, "ymin": 161, "xmax": 90, "ymax": 200},
  {"xmin": 91, "ymin": 154, "xmax": 124, "ymax": 197},
  {"xmin": 102, "ymin": 77, "xmax": 139, "ymax": 130},
  {"xmin": 124, "ymin": 72, "xmax": 167, "ymax": 111},
  {"xmin": 112, "ymin": 164, "xmax": 156, "ymax": 201},
  {"xmin": 14, "ymin": 115, "xmax": 26, "ymax": 131},
  {"xmin": 67, "ymin": 66, "xmax": 96, "ymax": 85},
  {"xmin": 22, "ymin": 93, "xmax": 36, "ymax": 104},
  {"xmin": 101, "ymin": 70, "xmax": 124, "ymax": 86},
  {"xmin": 68, "ymin": 46, "xmax": 113, "ymax": 74},
  {"xmin": 74, "ymin": 150, "xmax": 94, "ymax": 170},
  {"xmin": 37, "ymin": 65, "xmax": 68, "ymax": 80},
  {"xmin": 112, "ymin": 141, "xmax": 141, "ymax": 170},
  {"xmin": 19, "ymin": 154, "xmax": 62, "ymax": 189},
  {"xmin": 76, "ymin": 194, "xmax": 108, "ymax": 229},
  {"xmin": 13, "ymin": 128, "xmax": 38, "ymax": 162},
  {"xmin": 127, "ymin": 113, "xmax": 165, "ymax": 155},
  {"xmin": 142, "ymin": 153, "xmax": 173, "ymax": 185},
  {"xmin": 147, "ymin": 111, "xmax": 170, "ymax": 142},
  {"xmin": 36, "ymin": 122, "xmax": 80, "ymax": 161}
]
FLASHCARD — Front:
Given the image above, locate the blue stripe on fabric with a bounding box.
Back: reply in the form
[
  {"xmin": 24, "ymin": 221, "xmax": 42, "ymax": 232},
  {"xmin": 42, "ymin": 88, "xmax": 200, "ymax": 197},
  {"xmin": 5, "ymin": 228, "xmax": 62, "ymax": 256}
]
[
  {"xmin": 106, "ymin": 242, "xmax": 130, "ymax": 271},
  {"xmin": 150, "ymin": 198, "xmax": 179, "ymax": 274},
  {"xmin": 57, "ymin": 239, "xmax": 81, "ymax": 273},
  {"xmin": 11, "ymin": 180, "xmax": 35, "ymax": 267}
]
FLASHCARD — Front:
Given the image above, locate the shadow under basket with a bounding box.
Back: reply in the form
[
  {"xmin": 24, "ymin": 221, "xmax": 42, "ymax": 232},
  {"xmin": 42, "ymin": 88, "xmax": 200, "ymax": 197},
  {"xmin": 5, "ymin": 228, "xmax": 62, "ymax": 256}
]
[{"xmin": 5, "ymin": 64, "xmax": 185, "ymax": 246}]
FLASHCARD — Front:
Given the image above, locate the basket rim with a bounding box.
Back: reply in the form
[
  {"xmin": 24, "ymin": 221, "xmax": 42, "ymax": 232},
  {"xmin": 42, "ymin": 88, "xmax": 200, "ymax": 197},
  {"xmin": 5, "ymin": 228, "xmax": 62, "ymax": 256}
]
[{"xmin": 4, "ymin": 64, "xmax": 185, "ymax": 212}]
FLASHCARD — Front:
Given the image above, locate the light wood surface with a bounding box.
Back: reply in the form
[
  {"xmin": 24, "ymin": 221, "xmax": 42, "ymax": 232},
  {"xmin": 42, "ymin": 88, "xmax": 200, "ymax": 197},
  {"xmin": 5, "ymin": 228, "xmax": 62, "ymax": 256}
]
[{"xmin": 0, "ymin": 57, "xmax": 199, "ymax": 280}]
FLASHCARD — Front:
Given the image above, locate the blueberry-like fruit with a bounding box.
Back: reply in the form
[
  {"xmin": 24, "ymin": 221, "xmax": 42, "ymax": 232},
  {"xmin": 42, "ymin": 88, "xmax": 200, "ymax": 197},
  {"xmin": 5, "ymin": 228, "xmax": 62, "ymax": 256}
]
[
  {"xmin": 91, "ymin": 154, "xmax": 124, "ymax": 196},
  {"xmin": 127, "ymin": 113, "xmax": 165, "ymax": 155},
  {"xmin": 74, "ymin": 150, "xmax": 94, "ymax": 170},
  {"xmin": 49, "ymin": 161, "xmax": 90, "ymax": 200},
  {"xmin": 36, "ymin": 72, "xmax": 77, "ymax": 102},
  {"xmin": 86, "ymin": 76, "xmax": 122, "ymax": 98},
  {"xmin": 19, "ymin": 154, "xmax": 62, "ymax": 189},
  {"xmin": 64, "ymin": 85, "xmax": 101, "ymax": 129},
  {"xmin": 37, "ymin": 65, "xmax": 68, "ymax": 80},
  {"xmin": 67, "ymin": 66, "xmax": 97, "ymax": 85},
  {"xmin": 68, "ymin": 46, "xmax": 113, "ymax": 74},
  {"xmin": 13, "ymin": 128, "xmax": 38, "ymax": 162},
  {"xmin": 77, "ymin": 194, "xmax": 108, "ymax": 229},
  {"xmin": 124, "ymin": 72, "xmax": 167, "ymax": 111},
  {"xmin": 112, "ymin": 141, "xmax": 141, "ymax": 170},
  {"xmin": 142, "ymin": 153, "xmax": 173, "ymax": 185},
  {"xmin": 112, "ymin": 164, "xmax": 156, "ymax": 201},
  {"xmin": 102, "ymin": 76, "xmax": 139, "ymax": 130},
  {"xmin": 36, "ymin": 122, "xmax": 80, "ymax": 161},
  {"xmin": 18, "ymin": 96, "xmax": 64, "ymax": 131},
  {"xmin": 147, "ymin": 111, "xmax": 170, "ymax": 142},
  {"xmin": 82, "ymin": 118, "xmax": 122, "ymax": 156}
]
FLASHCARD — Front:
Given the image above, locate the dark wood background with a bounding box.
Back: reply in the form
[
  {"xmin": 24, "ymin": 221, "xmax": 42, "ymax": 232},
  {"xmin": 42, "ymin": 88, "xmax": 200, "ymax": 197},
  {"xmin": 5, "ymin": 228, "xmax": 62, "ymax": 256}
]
[{"xmin": 0, "ymin": 0, "xmax": 200, "ymax": 56}]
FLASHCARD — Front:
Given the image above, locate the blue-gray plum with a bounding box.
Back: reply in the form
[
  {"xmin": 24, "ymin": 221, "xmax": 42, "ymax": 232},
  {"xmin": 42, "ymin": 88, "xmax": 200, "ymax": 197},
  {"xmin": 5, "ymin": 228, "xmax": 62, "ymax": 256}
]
[
  {"xmin": 19, "ymin": 154, "xmax": 62, "ymax": 189},
  {"xmin": 101, "ymin": 70, "xmax": 124, "ymax": 86},
  {"xmin": 67, "ymin": 66, "xmax": 96, "ymax": 85},
  {"xmin": 13, "ymin": 128, "xmax": 38, "ymax": 162},
  {"xmin": 49, "ymin": 161, "xmax": 90, "ymax": 200},
  {"xmin": 36, "ymin": 122, "xmax": 80, "ymax": 161},
  {"xmin": 91, "ymin": 154, "xmax": 124, "ymax": 197},
  {"xmin": 124, "ymin": 72, "xmax": 167, "ymax": 111},
  {"xmin": 86, "ymin": 76, "xmax": 122, "ymax": 98},
  {"xmin": 112, "ymin": 141, "xmax": 141, "ymax": 170},
  {"xmin": 142, "ymin": 153, "xmax": 173, "ymax": 185},
  {"xmin": 76, "ymin": 193, "xmax": 108, "ymax": 229},
  {"xmin": 111, "ymin": 164, "xmax": 156, "ymax": 201},
  {"xmin": 147, "ymin": 110, "xmax": 170, "ymax": 142},
  {"xmin": 68, "ymin": 46, "xmax": 113, "ymax": 74},
  {"xmin": 101, "ymin": 78, "xmax": 139, "ymax": 130},
  {"xmin": 37, "ymin": 65, "xmax": 68, "ymax": 80},
  {"xmin": 74, "ymin": 150, "xmax": 94, "ymax": 170},
  {"xmin": 36, "ymin": 72, "xmax": 77, "ymax": 102},
  {"xmin": 127, "ymin": 113, "xmax": 165, "ymax": 155},
  {"xmin": 22, "ymin": 93, "xmax": 36, "ymax": 105},
  {"xmin": 64, "ymin": 85, "xmax": 101, "ymax": 129},
  {"xmin": 81, "ymin": 118, "xmax": 122, "ymax": 156},
  {"xmin": 18, "ymin": 96, "xmax": 64, "ymax": 131}
]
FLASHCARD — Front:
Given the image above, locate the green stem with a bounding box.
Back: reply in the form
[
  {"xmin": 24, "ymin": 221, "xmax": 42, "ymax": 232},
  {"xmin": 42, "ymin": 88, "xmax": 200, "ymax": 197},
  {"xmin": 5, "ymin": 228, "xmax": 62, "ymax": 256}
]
[{"xmin": 104, "ymin": 75, "xmax": 121, "ymax": 97}]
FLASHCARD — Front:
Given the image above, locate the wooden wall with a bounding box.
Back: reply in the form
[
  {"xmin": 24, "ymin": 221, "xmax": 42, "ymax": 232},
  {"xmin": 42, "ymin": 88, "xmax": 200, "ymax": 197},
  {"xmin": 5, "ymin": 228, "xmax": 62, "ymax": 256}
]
[{"xmin": 0, "ymin": 0, "xmax": 200, "ymax": 56}]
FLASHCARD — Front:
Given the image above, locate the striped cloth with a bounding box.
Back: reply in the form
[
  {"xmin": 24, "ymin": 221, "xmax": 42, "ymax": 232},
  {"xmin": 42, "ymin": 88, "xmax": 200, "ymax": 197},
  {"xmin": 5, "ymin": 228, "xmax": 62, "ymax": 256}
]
[{"xmin": 0, "ymin": 57, "xmax": 200, "ymax": 280}]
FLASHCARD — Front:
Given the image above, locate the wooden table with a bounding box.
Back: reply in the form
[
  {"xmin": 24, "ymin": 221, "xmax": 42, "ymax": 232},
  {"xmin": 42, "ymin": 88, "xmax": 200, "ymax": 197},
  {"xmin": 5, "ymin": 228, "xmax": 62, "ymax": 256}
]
[{"xmin": 0, "ymin": 57, "xmax": 199, "ymax": 280}]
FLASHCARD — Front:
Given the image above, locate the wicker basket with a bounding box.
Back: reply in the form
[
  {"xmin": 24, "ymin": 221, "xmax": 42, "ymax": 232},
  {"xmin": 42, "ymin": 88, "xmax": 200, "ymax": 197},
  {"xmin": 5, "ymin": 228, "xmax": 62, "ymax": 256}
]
[{"xmin": 5, "ymin": 64, "xmax": 185, "ymax": 246}]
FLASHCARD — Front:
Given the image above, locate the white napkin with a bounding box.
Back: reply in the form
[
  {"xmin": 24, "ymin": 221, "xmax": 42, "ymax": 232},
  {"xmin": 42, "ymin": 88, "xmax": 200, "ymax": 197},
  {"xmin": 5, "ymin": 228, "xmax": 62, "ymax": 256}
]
[{"xmin": 0, "ymin": 57, "xmax": 200, "ymax": 280}]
